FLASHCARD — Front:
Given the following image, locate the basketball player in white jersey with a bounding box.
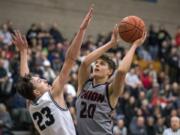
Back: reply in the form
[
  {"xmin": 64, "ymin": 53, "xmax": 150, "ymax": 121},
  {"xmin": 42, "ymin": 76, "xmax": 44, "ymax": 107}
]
[
  {"xmin": 76, "ymin": 25, "xmax": 146, "ymax": 135},
  {"xmin": 12, "ymin": 6, "xmax": 93, "ymax": 135}
]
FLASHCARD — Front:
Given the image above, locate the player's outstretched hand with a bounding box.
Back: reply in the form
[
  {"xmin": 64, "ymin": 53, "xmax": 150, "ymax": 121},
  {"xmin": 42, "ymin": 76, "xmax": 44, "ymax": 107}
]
[
  {"xmin": 133, "ymin": 32, "xmax": 147, "ymax": 47},
  {"xmin": 12, "ymin": 30, "xmax": 28, "ymax": 52},
  {"xmin": 80, "ymin": 5, "xmax": 93, "ymax": 30},
  {"xmin": 110, "ymin": 24, "xmax": 120, "ymax": 46}
]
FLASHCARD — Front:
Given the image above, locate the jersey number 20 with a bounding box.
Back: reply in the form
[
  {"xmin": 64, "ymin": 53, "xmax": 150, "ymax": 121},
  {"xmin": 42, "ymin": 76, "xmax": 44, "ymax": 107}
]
[
  {"xmin": 32, "ymin": 107, "xmax": 55, "ymax": 131},
  {"xmin": 80, "ymin": 101, "xmax": 96, "ymax": 119}
]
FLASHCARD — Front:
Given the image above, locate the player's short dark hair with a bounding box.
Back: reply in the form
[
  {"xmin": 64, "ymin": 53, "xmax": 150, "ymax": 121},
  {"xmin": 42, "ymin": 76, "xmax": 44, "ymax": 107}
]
[
  {"xmin": 15, "ymin": 74, "xmax": 36, "ymax": 100},
  {"xmin": 99, "ymin": 54, "xmax": 116, "ymax": 75}
]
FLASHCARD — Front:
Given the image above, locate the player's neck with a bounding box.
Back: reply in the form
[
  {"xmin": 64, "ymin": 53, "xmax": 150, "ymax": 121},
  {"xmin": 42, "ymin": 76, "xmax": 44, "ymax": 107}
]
[
  {"xmin": 32, "ymin": 96, "xmax": 41, "ymax": 104},
  {"xmin": 93, "ymin": 77, "xmax": 108, "ymax": 86}
]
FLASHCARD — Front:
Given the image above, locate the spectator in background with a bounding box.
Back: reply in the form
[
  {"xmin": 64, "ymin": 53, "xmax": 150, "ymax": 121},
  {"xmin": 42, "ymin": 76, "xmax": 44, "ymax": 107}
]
[
  {"xmin": 171, "ymin": 82, "xmax": 179, "ymax": 97},
  {"xmin": 136, "ymin": 91, "xmax": 149, "ymax": 110},
  {"xmin": 113, "ymin": 127, "xmax": 121, "ymax": 135},
  {"xmin": 8, "ymin": 51, "xmax": 19, "ymax": 87},
  {"xmin": 123, "ymin": 96, "xmax": 137, "ymax": 126},
  {"xmin": 130, "ymin": 116, "xmax": 147, "ymax": 135},
  {"xmin": 159, "ymin": 41, "xmax": 170, "ymax": 69},
  {"xmin": 0, "ymin": 49, "xmax": 11, "ymax": 75},
  {"xmin": 0, "ymin": 23, "xmax": 12, "ymax": 46},
  {"xmin": 64, "ymin": 82, "xmax": 76, "ymax": 98},
  {"xmin": 0, "ymin": 103, "xmax": 13, "ymax": 135},
  {"xmin": 31, "ymin": 50, "xmax": 46, "ymax": 78},
  {"xmin": 38, "ymin": 22, "xmax": 51, "ymax": 48},
  {"xmin": 163, "ymin": 116, "xmax": 180, "ymax": 135},
  {"xmin": 95, "ymin": 32, "xmax": 106, "ymax": 46},
  {"xmin": 168, "ymin": 47, "xmax": 179, "ymax": 82},
  {"xmin": 56, "ymin": 42, "xmax": 66, "ymax": 62},
  {"xmin": 168, "ymin": 82, "xmax": 180, "ymax": 109},
  {"xmin": 26, "ymin": 23, "xmax": 39, "ymax": 47},
  {"xmin": 157, "ymin": 71, "xmax": 169, "ymax": 88},
  {"xmin": 42, "ymin": 60, "xmax": 56, "ymax": 84},
  {"xmin": 113, "ymin": 119, "xmax": 127, "ymax": 135},
  {"xmin": 126, "ymin": 68, "xmax": 142, "ymax": 89},
  {"xmin": 146, "ymin": 83, "xmax": 160, "ymax": 103},
  {"xmin": 82, "ymin": 34, "xmax": 94, "ymax": 50},
  {"xmin": 49, "ymin": 22, "xmax": 64, "ymax": 44},
  {"xmin": 125, "ymin": 67, "xmax": 142, "ymax": 98},
  {"xmin": 147, "ymin": 24, "xmax": 159, "ymax": 59},
  {"xmin": 112, "ymin": 51, "xmax": 123, "ymax": 66},
  {"xmin": 140, "ymin": 70, "xmax": 153, "ymax": 90},
  {"xmin": 158, "ymin": 25, "xmax": 171, "ymax": 46},
  {"xmin": 5, "ymin": 88, "xmax": 30, "ymax": 130},
  {"xmin": 155, "ymin": 117, "xmax": 166, "ymax": 135},
  {"xmin": 6, "ymin": 20, "xmax": 14, "ymax": 34},
  {"xmin": 136, "ymin": 46, "xmax": 152, "ymax": 61},
  {"xmin": 147, "ymin": 64, "xmax": 158, "ymax": 83},
  {"xmin": 175, "ymin": 26, "xmax": 180, "ymax": 47},
  {"xmin": 146, "ymin": 116, "xmax": 156, "ymax": 135},
  {"xmin": 0, "ymin": 59, "xmax": 12, "ymax": 98}
]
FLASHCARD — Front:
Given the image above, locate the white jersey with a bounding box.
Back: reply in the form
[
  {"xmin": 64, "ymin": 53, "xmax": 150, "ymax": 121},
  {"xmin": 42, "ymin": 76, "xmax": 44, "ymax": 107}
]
[
  {"xmin": 29, "ymin": 91, "xmax": 76, "ymax": 135},
  {"xmin": 163, "ymin": 128, "xmax": 180, "ymax": 135}
]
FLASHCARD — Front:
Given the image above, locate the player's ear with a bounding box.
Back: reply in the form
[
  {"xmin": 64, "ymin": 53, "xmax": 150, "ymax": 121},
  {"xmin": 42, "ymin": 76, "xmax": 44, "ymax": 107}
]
[
  {"xmin": 33, "ymin": 89, "xmax": 40, "ymax": 97},
  {"xmin": 108, "ymin": 68, "xmax": 113, "ymax": 76}
]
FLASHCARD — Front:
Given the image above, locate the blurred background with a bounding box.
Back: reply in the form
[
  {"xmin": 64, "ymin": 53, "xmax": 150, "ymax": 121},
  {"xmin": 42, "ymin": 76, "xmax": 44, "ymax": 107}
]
[
  {"xmin": 0, "ymin": 0, "xmax": 179, "ymax": 135},
  {"xmin": 0, "ymin": 0, "xmax": 180, "ymax": 37}
]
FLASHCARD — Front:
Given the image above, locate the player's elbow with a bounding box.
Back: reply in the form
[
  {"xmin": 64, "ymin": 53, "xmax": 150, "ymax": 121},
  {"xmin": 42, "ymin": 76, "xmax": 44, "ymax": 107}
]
[
  {"xmin": 65, "ymin": 49, "xmax": 80, "ymax": 61},
  {"xmin": 116, "ymin": 69, "xmax": 127, "ymax": 76},
  {"xmin": 115, "ymin": 85, "xmax": 125, "ymax": 97},
  {"xmin": 81, "ymin": 59, "xmax": 90, "ymax": 68},
  {"xmin": 114, "ymin": 70, "xmax": 126, "ymax": 83},
  {"xmin": 65, "ymin": 53, "xmax": 77, "ymax": 62}
]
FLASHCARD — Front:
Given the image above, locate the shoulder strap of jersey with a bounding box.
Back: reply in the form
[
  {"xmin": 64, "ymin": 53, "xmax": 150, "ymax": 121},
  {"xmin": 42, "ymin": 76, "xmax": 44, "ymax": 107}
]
[{"xmin": 105, "ymin": 83, "xmax": 114, "ymax": 110}]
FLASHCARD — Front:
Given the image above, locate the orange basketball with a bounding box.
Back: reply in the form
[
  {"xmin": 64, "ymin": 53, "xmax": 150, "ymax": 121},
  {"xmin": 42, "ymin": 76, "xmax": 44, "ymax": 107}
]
[{"xmin": 118, "ymin": 16, "xmax": 145, "ymax": 43}]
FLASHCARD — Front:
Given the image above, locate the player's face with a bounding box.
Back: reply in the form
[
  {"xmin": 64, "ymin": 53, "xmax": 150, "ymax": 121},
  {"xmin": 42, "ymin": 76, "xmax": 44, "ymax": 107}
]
[
  {"xmin": 92, "ymin": 59, "xmax": 112, "ymax": 79},
  {"xmin": 31, "ymin": 76, "xmax": 51, "ymax": 95}
]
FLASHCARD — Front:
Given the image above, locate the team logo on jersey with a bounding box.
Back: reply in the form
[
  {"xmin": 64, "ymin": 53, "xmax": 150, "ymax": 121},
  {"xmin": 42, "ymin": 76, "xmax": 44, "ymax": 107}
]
[{"xmin": 80, "ymin": 90, "xmax": 105, "ymax": 103}]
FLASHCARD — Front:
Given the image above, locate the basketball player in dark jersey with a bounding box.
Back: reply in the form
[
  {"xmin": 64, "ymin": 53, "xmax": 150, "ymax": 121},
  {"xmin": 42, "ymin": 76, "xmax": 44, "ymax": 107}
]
[
  {"xmin": 12, "ymin": 6, "xmax": 93, "ymax": 135},
  {"xmin": 76, "ymin": 25, "xmax": 146, "ymax": 135}
]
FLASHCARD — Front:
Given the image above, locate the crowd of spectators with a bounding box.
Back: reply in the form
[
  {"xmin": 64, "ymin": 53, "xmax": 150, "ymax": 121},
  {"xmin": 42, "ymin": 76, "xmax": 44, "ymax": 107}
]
[{"xmin": 0, "ymin": 20, "xmax": 179, "ymax": 135}]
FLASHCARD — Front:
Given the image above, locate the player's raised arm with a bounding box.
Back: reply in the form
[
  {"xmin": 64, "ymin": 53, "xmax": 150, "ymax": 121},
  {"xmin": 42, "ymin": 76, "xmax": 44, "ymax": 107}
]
[
  {"xmin": 12, "ymin": 31, "xmax": 29, "ymax": 77},
  {"xmin": 51, "ymin": 6, "xmax": 93, "ymax": 97},
  {"xmin": 77, "ymin": 25, "xmax": 119, "ymax": 95},
  {"xmin": 109, "ymin": 33, "xmax": 147, "ymax": 108}
]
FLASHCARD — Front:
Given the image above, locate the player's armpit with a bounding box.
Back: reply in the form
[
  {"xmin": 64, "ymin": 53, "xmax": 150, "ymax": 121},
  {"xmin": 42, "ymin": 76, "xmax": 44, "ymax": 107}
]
[
  {"xmin": 108, "ymin": 71, "xmax": 126, "ymax": 108},
  {"xmin": 77, "ymin": 62, "xmax": 91, "ymax": 96}
]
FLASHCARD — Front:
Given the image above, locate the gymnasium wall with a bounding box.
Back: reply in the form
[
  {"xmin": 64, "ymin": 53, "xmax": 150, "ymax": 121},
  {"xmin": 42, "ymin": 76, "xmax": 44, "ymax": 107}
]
[{"xmin": 0, "ymin": 0, "xmax": 180, "ymax": 39}]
